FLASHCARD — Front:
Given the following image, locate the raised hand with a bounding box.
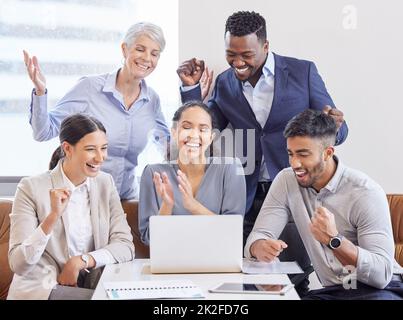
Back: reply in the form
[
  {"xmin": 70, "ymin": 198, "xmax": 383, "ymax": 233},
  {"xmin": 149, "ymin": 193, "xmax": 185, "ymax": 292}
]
[
  {"xmin": 49, "ymin": 188, "xmax": 71, "ymax": 218},
  {"xmin": 176, "ymin": 58, "xmax": 205, "ymax": 86},
  {"xmin": 23, "ymin": 50, "xmax": 46, "ymax": 95},
  {"xmin": 310, "ymin": 206, "xmax": 338, "ymax": 245},
  {"xmin": 322, "ymin": 105, "xmax": 344, "ymax": 130},
  {"xmin": 40, "ymin": 188, "xmax": 71, "ymax": 235}
]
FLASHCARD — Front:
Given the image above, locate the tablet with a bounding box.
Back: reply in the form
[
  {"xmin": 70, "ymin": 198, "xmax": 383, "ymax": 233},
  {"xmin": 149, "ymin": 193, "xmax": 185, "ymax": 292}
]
[{"xmin": 209, "ymin": 282, "xmax": 294, "ymax": 295}]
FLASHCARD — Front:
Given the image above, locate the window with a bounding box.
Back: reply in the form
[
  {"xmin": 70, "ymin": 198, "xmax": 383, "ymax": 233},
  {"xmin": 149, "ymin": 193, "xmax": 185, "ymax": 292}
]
[{"xmin": 0, "ymin": 0, "xmax": 178, "ymax": 178}]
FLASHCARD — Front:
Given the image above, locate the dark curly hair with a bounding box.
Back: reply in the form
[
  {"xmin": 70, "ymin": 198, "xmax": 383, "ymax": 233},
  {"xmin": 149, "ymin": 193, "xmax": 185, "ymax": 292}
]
[{"xmin": 225, "ymin": 11, "xmax": 267, "ymax": 43}]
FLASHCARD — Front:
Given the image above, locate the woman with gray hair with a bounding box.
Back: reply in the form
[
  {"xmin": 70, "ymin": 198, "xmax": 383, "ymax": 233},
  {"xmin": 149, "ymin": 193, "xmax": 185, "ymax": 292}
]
[{"xmin": 23, "ymin": 22, "xmax": 170, "ymax": 200}]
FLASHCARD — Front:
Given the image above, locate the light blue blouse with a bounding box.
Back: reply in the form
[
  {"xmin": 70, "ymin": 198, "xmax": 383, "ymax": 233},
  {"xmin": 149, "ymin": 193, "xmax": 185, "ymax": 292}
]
[
  {"xmin": 29, "ymin": 69, "xmax": 170, "ymax": 199},
  {"xmin": 138, "ymin": 157, "xmax": 247, "ymax": 245}
]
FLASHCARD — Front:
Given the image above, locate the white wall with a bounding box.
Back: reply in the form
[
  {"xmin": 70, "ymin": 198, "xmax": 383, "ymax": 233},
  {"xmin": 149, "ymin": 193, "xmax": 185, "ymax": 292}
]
[{"xmin": 179, "ymin": 0, "xmax": 403, "ymax": 193}]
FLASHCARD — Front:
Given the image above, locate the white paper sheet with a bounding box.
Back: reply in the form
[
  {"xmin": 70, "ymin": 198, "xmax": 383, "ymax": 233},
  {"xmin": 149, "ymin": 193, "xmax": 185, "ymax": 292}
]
[{"xmin": 242, "ymin": 258, "xmax": 303, "ymax": 274}]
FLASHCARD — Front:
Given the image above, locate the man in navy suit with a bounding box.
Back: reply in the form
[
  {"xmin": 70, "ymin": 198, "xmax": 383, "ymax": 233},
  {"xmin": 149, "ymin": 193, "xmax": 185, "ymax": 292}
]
[{"xmin": 177, "ymin": 11, "xmax": 348, "ymax": 294}]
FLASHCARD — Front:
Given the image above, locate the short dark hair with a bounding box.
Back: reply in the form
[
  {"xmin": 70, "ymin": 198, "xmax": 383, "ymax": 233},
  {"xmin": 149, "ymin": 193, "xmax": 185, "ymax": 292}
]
[
  {"xmin": 172, "ymin": 100, "xmax": 216, "ymax": 129},
  {"xmin": 283, "ymin": 109, "xmax": 337, "ymax": 147},
  {"xmin": 49, "ymin": 114, "xmax": 106, "ymax": 170},
  {"xmin": 225, "ymin": 11, "xmax": 267, "ymax": 43}
]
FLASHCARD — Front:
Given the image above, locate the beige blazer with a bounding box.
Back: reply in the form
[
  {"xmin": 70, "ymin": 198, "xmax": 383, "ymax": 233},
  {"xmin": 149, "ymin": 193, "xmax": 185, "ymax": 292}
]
[{"xmin": 7, "ymin": 162, "xmax": 135, "ymax": 299}]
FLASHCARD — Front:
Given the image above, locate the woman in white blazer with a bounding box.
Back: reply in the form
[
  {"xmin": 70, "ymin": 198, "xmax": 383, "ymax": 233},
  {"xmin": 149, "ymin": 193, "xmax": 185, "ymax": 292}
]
[{"xmin": 8, "ymin": 114, "xmax": 135, "ymax": 300}]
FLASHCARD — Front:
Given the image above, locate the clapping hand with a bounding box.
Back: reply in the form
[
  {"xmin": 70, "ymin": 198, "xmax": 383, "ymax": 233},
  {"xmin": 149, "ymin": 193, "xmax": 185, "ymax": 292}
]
[
  {"xmin": 153, "ymin": 172, "xmax": 174, "ymax": 210},
  {"xmin": 176, "ymin": 169, "xmax": 200, "ymax": 213}
]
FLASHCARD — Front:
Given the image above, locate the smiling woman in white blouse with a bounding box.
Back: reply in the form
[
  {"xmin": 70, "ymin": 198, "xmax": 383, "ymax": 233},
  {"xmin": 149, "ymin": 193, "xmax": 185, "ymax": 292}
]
[{"xmin": 7, "ymin": 114, "xmax": 134, "ymax": 300}]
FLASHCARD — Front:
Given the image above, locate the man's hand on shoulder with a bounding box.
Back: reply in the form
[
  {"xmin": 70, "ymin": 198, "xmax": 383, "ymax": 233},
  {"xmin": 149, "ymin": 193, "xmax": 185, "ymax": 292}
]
[{"xmin": 323, "ymin": 105, "xmax": 344, "ymax": 130}]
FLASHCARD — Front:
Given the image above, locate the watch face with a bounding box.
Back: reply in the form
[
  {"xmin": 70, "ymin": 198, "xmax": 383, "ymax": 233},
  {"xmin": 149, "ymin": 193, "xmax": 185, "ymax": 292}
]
[{"xmin": 330, "ymin": 237, "xmax": 341, "ymax": 249}]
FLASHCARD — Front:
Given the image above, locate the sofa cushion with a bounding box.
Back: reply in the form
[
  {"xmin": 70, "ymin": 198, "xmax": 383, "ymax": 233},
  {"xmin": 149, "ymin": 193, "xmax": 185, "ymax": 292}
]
[
  {"xmin": 0, "ymin": 200, "xmax": 13, "ymax": 300},
  {"xmin": 121, "ymin": 200, "xmax": 150, "ymax": 258},
  {"xmin": 387, "ymin": 194, "xmax": 403, "ymax": 267}
]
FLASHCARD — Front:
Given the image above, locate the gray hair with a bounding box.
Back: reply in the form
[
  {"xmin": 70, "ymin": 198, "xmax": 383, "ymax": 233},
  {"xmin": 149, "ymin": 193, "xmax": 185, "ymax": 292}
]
[{"xmin": 123, "ymin": 22, "xmax": 166, "ymax": 51}]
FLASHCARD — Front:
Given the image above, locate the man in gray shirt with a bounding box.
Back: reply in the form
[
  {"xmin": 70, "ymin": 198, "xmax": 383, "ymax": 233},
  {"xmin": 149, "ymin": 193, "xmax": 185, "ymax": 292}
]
[{"xmin": 245, "ymin": 109, "xmax": 403, "ymax": 299}]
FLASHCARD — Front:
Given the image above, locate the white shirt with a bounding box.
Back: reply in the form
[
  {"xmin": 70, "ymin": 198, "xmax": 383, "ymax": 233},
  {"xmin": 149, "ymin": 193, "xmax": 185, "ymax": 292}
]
[
  {"xmin": 60, "ymin": 168, "xmax": 95, "ymax": 257},
  {"xmin": 60, "ymin": 166, "xmax": 116, "ymax": 268},
  {"xmin": 241, "ymin": 51, "xmax": 275, "ymax": 181}
]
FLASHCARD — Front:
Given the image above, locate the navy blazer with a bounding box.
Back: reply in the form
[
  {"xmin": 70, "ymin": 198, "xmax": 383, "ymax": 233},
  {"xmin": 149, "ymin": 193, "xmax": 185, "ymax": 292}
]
[{"xmin": 181, "ymin": 53, "xmax": 349, "ymax": 212}]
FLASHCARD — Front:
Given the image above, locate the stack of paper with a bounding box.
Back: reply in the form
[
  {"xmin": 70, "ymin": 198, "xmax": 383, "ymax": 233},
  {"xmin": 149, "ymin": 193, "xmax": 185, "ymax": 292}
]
[{"xmin": 103, "ymin": 280, "xmax": 205, "ymax": 300}]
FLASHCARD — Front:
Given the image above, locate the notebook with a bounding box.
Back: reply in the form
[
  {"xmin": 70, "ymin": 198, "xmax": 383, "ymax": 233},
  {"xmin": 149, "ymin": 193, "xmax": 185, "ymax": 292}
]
[
  {"xmin": 103, "ymin": 280, "xmax": 205, "ymax": 300},
  {"xmin": 149, "ymin": 215, "xmax": 243, "ymax": 273}
]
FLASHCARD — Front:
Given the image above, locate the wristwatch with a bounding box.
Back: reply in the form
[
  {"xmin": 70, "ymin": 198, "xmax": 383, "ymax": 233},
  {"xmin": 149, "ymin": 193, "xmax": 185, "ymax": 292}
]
[
  {"xmin": 328, "ymin": 234, "xmax": 343, "ymax": 250},
  {"xmin": 81, "ymin": 254, "xmax": 90, "ymax": 269}
]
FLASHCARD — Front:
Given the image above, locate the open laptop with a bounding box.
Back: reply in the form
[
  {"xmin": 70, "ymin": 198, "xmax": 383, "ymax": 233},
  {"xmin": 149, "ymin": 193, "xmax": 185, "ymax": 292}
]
[{"xmin": 149, "ymin": 215, "xmax": 243, "ymax": 274}]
